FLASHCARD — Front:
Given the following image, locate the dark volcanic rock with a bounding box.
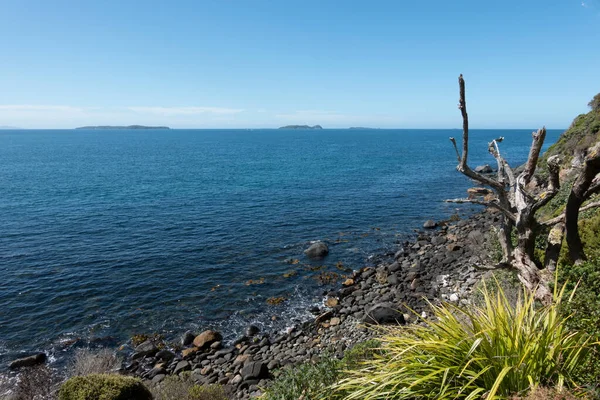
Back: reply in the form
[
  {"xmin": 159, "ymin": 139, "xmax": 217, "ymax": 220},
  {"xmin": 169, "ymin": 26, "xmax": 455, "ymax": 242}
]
[
  {"xmin": 245, "ymin": 325, "xmax": 260, "ymax": 337},
  {"xmin": 364, "ymin": 303, "xmax": 406, "ymax": 325},
  {"xmin": 9, "ymin": 353, "xmax": 46, "ymax": 369},
  {"xmin": 241, "ymin": 361, "xmax": 269, "ymax": 380},
  {"xmin": 132, "ymin": 340, "xmax": 158, "ymax": 359},
  {"xmin": 156, "ymin": 349, "xmax": 175, "ymax": 362},
  {"xmin": 304, "ymin": 242, "xmax": 329, "ymax": 259},
  {"xmin": 181, "ymin": 331, "xmax": 195, "ymax": 346}
]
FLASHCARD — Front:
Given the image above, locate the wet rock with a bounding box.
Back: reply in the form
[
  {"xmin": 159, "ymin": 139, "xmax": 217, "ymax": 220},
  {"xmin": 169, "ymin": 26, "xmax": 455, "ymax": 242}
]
[
  {"xmin": 423, "ymin": 220, "xmax": 437, "ymax": 229},
  {"xmin": 132, "ymin": 340, "xmax": 157, "ymax": 359},
  {"xmin": 304, "ymin": 242, "xmax": 329, "ymax": 259},
  {"xmin": 193, "ymin": 330, "xmax": 223, "ymax": 349},
  {"xmin": 9, "ymin": 353, "xmax": 47, "ymax": 369},
  {"xmin": 364, "ymin": 303, "xmax": 406, "ymax": 325},
  {"xmin": 246, "ymin": 325, "xmax": 260, "ymax": 337},
  {"xmin": 181, "ymin": 331, "xmax": 196, "ymax": 346}
]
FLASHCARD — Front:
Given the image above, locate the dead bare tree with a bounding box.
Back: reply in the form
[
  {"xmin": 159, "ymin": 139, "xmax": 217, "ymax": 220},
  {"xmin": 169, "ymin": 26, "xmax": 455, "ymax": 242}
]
[
  {"xmin": 447, "ymin": 75, "xmax": 561, "ymax": 304},
  {"xmin": 447, "ymin": 75, "xmax": 600, "ymax": 302}
]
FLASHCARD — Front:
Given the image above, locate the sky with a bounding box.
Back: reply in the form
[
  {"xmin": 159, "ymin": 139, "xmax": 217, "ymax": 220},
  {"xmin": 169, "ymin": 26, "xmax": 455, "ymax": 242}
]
[{"xmin": 0, "ymin": 0, "xmax": 599, "ymax": 129}]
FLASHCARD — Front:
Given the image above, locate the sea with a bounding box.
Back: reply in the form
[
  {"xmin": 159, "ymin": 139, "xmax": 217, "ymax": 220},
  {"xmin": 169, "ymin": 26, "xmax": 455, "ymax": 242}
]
[{"xmin": 0, "ymin": 128, "xmax": 561, "ymax": 371}]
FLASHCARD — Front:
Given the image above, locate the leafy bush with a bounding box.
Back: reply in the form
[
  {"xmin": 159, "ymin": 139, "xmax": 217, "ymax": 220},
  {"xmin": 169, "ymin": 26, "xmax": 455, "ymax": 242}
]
[
  {"xmin": 58, "ymin": 374, "xmax": 152, "ymax": 400},
  {"xmin": 261, "ymin": 356, "xmax": 342, "ymax": 400},
  {"xmin": 334, "ymin": 281, "xmax": 593, "ymax": 399},
  {"xmin": 71, "ymin": 349, "xmax": 120, "ymax": 376},
  {"xmin": 557, "ymin": 259, "xmax": 600, "ymax": 395},
  {"xmin": 261, "ymin": 341, "xmax": 380, "ymax": 400},
  {"xmin": 150, "ymin": 374, "xmax": 228, "ymax": 400}
]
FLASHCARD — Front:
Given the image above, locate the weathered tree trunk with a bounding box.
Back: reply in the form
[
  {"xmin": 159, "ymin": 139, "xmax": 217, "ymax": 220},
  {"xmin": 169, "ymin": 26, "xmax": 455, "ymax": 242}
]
[
  {"xmin": 544, "ymin": 222, "xmax": 565, "ymax": 272},
  {"xmin": 565, "ymin": 144, "xmax": 600, "ymax": 264},
  {"xmin": 449, "ymin": 75, "xmax": 561, "ymax": 305}
]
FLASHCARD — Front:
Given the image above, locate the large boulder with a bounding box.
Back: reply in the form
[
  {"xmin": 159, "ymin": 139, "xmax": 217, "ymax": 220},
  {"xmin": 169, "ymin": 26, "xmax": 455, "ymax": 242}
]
[
  {"xmin": 364, "ymin": 303, "xmax": 406, "ymax": 325},
  {"xmin": 423, "ymin": 220, "xmax": 437, "ymax": 229},
  {"xmin": 304, "ymin": 242, "xmax": 329, "ymax": 259},
  {"xmin": 131, "ymin": 340, "xmax": 157, "ymax": 360},
  {"xmin": 9, "ymin": 353, "xmax": 46, "ymax": 369},
  {"xmin": 58, "ymin": 374, "xmax": 152, "ymax": 400},
  {"xmin": 193, "ymin": 330, "xmax": 223, "ymax": 349},
  {"xmin": 241, "ymin": 361, "xmax": 269, "ymax": 380}
]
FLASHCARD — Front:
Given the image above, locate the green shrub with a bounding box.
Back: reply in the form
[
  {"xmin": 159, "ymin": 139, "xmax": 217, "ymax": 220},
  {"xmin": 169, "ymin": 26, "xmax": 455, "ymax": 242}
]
[
  {"xmin": 150, "ymin": 374, "xmax": 228, "ymax": 400},
  {"xmin": 261, "ymin": 356, "xmax": 342, "ymax": 400},
  {"xmin": 58, "ymin": 374, "xmax": 152, "ymax": 400},
  {"xmin": 261, "ymin": 341, "xmax": 380, "ymax": 400},
  {"xmin": 333, "ymin": 281, "xmax": 593, "ymax": 399},
  {"xmin": 557, "ymin": 259, "xmax": 600, "ymax": 395}
]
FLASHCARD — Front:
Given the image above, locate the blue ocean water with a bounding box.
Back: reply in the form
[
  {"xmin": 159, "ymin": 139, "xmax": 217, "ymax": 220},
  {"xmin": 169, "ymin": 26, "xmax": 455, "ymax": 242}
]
[{"xmin": 0, "ymin": 128, "xmax": 560, "ymax": 366}]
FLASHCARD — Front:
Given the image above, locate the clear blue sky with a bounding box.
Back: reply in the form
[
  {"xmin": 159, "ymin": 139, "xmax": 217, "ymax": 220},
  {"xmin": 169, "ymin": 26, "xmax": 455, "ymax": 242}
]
[{"xmin": 1, "ymin": 0, "xmax": 598, "ymax": 129}]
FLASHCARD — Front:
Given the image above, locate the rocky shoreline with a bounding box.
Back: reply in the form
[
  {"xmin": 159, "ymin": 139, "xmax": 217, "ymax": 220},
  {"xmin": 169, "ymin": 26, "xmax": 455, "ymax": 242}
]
[{"xmin": 118, "ymin": 209, "xmax": 500, "ymax": 399}]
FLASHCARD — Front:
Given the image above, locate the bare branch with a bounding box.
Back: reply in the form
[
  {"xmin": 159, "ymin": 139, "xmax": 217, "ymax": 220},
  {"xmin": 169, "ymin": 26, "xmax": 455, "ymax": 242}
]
[
  {"xmin": 541, "ymin": 200, "xmax": 600, "ymax": 226},
  {"xmin": 583, "ymin": 175, "xmax": 600, "ymax": 199},
  {"xmin": 458, "ymin": 74, "xmax": 469, "ymax": 167},
  {"xmin": 445, "ymin": 198, "xmax": 516, "ymax": 222},
  {"xmin": 449, "ymin": 137, "xmax": 461, "ymax": 163},
  {"xmin": 522, "ymin": 127, "xmax": 547, "ymax": 185}
]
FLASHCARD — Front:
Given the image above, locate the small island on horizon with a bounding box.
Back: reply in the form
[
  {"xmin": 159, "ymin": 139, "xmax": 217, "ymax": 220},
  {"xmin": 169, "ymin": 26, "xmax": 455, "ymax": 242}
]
[
  {"xmin": 75, "ymin": 125, "xmax": 171, "ymax": 130},
  {"xmin": 278, "ymin": 125, "xmax": 323, "ymax": 130}
]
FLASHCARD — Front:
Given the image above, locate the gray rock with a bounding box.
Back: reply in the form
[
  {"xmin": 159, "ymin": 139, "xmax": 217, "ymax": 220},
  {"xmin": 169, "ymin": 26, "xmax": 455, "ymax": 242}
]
[
  {"xmin": 304, "ymin": 242, "xmax": 329, "ymax": 259},
  {"xmin": 475, "ymin": 164, "xmax": 493, "ymax": 174},
  {"xmin": 364, "ymin": 303, "xmax": 406, "ymax": 325},
  {"xmin": 132, "ymin": 340, "xmax": 158, "ymax": 359},
  {"xmin": 9, "ymin": 353, "xmax": 47, "ymax": 369},
  {"xmin": 241, "ymin": 361, "xmax": 269, "ymax": 380},
  {"xmin": 431, "ymin": 236, "xmax": 447, "ymax": 246},
  {"xmin": 423, "ymin": 220, "xmax": 437, "ymax": 229},
  {"xmin": 174, "ymin": 360, "xmax": 191, "ymax": 374},
  {"xmin": 155, "ymin": 349, "xmax": 175, "ymax": 362}
]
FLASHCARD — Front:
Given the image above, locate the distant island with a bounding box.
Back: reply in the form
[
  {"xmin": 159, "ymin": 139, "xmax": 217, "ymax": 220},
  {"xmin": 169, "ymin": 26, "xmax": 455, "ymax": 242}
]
[
  {"xmin": 75, "ymin": 125, "xmax": 170, "ymax": 130},
  {"xmin": 278, "ymin": 125, "xmax": 323, "ymax": 130}
]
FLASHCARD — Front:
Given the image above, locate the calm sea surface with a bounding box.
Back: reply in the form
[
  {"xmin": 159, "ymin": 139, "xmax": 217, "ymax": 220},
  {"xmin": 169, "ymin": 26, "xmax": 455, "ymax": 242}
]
[{"xmin": 0, "ymin": 128, "xmax": 560, "ymax": 367}]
